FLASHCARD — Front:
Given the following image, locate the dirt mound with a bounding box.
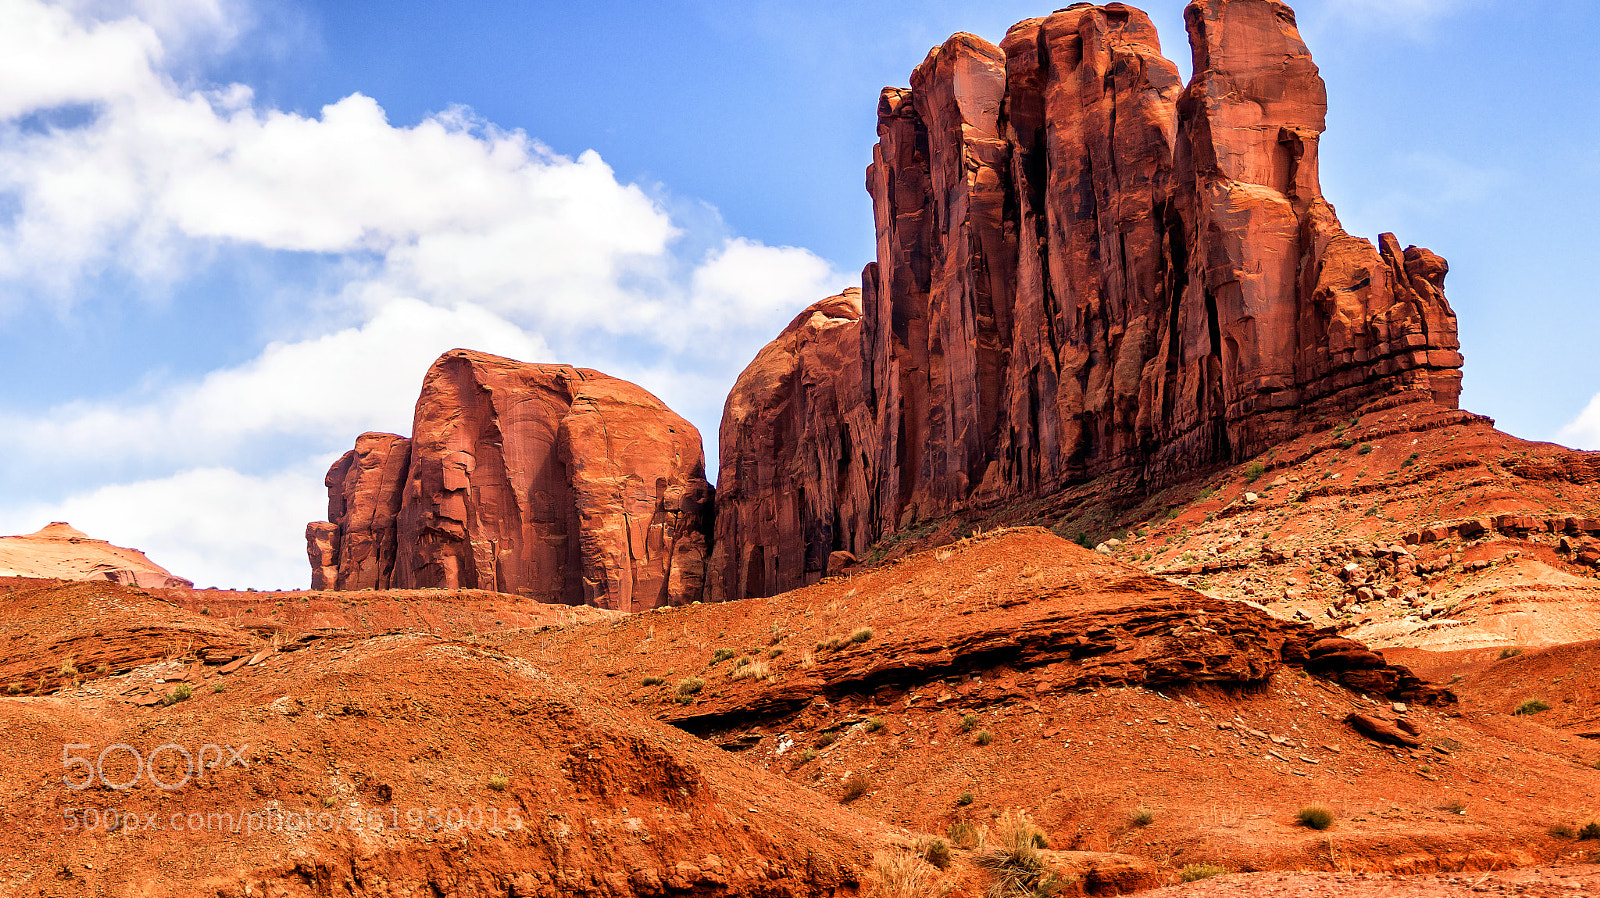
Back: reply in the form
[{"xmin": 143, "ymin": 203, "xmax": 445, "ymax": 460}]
[
  {"xmin": 523, "ymin": 528, "xmax": 1600, "ymax": 878},
  {"xmin": 1455, "ymin": 640, "xmax": 1600, "ymax": 737},
  {"xmin": 0, "ymin": 585, "xmax": 891, "ymax": 896},
  {"xmin": 0, "ymin": 522, "xmax": 192, "ymax": 588}
]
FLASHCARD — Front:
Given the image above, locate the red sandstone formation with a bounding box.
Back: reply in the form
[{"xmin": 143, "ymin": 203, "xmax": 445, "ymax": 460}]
[
  {"xmin": 716, "ymin": 0, "xmax": 1463, "ymax": 599},
  {"xmin": 0, "ymin": 521, "xmax": 192, "ymax": 588},
  {"xmin": 709, "ymin": 291, "xmax": 877, "ymax": 601},
  {"xmin": 308, "ymin": 432, "xmax": 410, "ymax": 590},
  {"xmin": 309, "ymin": 350, "xmax": 713, "ymax": 611}
]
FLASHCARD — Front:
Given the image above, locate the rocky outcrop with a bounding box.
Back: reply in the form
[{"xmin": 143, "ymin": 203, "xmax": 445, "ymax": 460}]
[
  {"xmin": 709, "ymin": 291, "xmax": 877, "ymax": 601},
  {"xmin": 0, "ymin": 522, "xmax": 192, "ymax": 588},
  {"xmin": 309, "ymin": 432, "xmax": 411, "ymax": 590},
  {"xmin": 309, "ymin": 351, "xmax": 713, "ymax": 611},
  {"xmin": 716, "ymin": 0, "xmax": 1463, "ymax": 600}
]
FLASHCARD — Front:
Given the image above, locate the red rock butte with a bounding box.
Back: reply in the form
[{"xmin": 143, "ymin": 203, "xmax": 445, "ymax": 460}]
[
  {"xmin": 711, "ymin": 0, "xmax": 1462, "ymax": 602},
  {"xmin": 307, "ymin": 350, "xmax": 714, "ymax": 611}
]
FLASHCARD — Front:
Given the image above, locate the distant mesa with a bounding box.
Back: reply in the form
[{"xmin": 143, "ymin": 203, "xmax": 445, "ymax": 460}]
[
  {"xmin": 307, "ymin": 349, "xmax": 714, "ymax": 611},
  {"xmin": 0, "ymin": 521, "xmax": 193, "ymax": 589}
]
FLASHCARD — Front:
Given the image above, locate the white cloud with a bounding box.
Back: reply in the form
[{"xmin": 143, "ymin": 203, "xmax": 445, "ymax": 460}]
[
  {"xmin": 0, "ymin": 297, "xmax": 551, "ymax": 467},
  {"xmin": 1558, "ymin": 393, "xmax": 1600, "ymax": 451},
  {"xmin": 0, "ymin": 461, "xmax": 326, "ymax": 589}
]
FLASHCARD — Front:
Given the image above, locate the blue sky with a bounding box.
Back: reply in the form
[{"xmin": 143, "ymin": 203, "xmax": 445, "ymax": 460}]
[{"xmin": 0, "ymin": 0, "xmax": 1595, "ymax": 589}]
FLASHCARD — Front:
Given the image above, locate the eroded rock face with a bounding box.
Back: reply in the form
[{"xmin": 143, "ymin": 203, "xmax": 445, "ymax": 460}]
[
  {"xmin": 313, "ymin": 432, "xmax": 411, "ymax": 590},
  {"xmin": 309, "ymin": 351, "xmax": 713, "ymax": 610},
  {"xmin": 717, "ymin": 0, "xmax": 1463, "ymax": 600},
  {"xmin": 709, "ymin": 291, "xmax": 877, "ymax": 600}
]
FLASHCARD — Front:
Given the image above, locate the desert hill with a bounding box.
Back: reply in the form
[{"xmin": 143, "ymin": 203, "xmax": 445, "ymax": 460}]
[
  {"xmin": 5, "ymin": 530, "xmax": 1600, "ymax": 894},
  {"xmin": 0, "ymin": 579, "xmax": 890, "ymax": 896},
  {"xmin": 0, "ymin": 522, "xmax": 192, "ymax": 589}
]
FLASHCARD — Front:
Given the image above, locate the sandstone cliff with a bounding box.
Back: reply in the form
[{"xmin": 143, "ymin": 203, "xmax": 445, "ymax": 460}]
[
  {"xmin": 716, "ymin": 0, "xmax": 1463, "ymax": 599},
  {"xmin": 709, "ymin": 291, "xmax": 877, "ymax": 602},
  {"xmin": 309, "ymin": 350, "xmax": 713, "ymax": 610}
]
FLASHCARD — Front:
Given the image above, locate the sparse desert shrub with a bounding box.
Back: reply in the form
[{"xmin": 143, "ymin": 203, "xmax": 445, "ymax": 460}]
[
  {"xmin": 711, "ymin": 647, "xmax": 736, "ymax": 664},
  {"xmin": 1179, "ymin": 864, "xmax": 1227, "ymax": 883},
  {"xmin": 733, "ymin": 655, "xmax": 751, "ymax": 668},
  {"xmin": 973, "ymin": 810, "xmax": 1058, "ymax": 898},
  {"xmin": 957, "ymin": 791, "xmax": 975, "ymax": 807},
  {"xmin": 948, "ymin": 820, "xmax": 979, "ymax": 849},
  {"xmin": 866, "ymin": 848, "xmax": 954, "ymax": 898},
  {"xmin": 1074, "ymin": 533, "xmax": 1095, "ymax": 549},
  {"xmin": 866, "ymin": 716, "xmax": 884, "ymax": 732},
  {"xmin": 960, "ymin": 712, "xmax": 979, "ymax": 733},
  {"xmin": 851, "ymin": 627, "xmax": 873, "ymax": 644},
  {"xmin": 322, "ymin": 795, "xmax": 337, "ymax": 808},
  {"xmin": 487, "ymin": 774, "xmax": 509, "ymax": 792},
  {"xmin": 918, "ymin": 836, "xmax": 952, "ymax": 870},
  {"xmin": 1515, "ymin": 698, "xmax": 1551, "ymax": 716},
  {"xmin": 1359, "ymin": 442, "xmax": 1375, "ymax": 455},
  {"xmin": 161, "ymin": 683, "xmax": 193, "ymax": 706},
  {"xmin": 95, "ymin": 664, "xmax": 108, "ymax": 675},
  {"xmin": 841, "ymin": 773, "xmax": 871, "ymax": 803},
  {"xmin": 974, "ymin": 729, "xmax": 993, "ymax": 746},
  {"xmin": 1295, "ymin": 805, "xmax": 1335, "ymax": 830},
  {"xmin": 768, "ymin": 647, "xmax": 784, "ymax": 658},
  {"xmin": 1243, "ymin": 461, "xmax": 1266, "ymax": 482},
  {"xmin": 1549, "ymin": 823, "xmax": 1577, "ymax": 839},
  {"xmin": 799, "ymin": 748, "xmax": 817, "ymax": 762},
  {"xmin": 1402, "ymin": 452, "xmax": 1419, "ymax": 467},
  {"xmin": 642, "ymin": 675, "xmax": 665, "ymax": 686},
  {"xmin": 212, "ymin": 682, "xmax": 226, "ymax": 694},
  {"xmin": 1581, "ymin": 822, "xmax": 1600, "ymax": 841},
  {"xmin": 1129, "ymin": 807, "xmax": 1155, "ymax": 827},
  {"xmin": 1499, "ymin": 647, "xmax": 1524, "ymax": 660},
  {"xmin": 676, "ymin": 677, "xmax": 705, "ymax": 698}
]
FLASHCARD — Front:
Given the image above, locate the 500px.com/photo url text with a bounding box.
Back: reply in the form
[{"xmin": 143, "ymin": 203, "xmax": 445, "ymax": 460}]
[{"xmin": 62, "ymin": 805, "xmax": 528, "ymax": 835}]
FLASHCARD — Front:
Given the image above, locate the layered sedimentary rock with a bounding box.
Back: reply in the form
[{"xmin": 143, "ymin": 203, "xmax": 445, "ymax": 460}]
[
  {"xmin": 716, "ymin": 0, "xmax": 1462, "ymax": 599},
  {"xmin": 309, "ymin": 351, "xmax": 713, "ymax": 611},
  {"xmin": 708, "ymin": 291, "xmax": 876, "ymax": 601},
  {"xmin": 0, "ymin": 522, "xmax": 192, "ymax": 589}
]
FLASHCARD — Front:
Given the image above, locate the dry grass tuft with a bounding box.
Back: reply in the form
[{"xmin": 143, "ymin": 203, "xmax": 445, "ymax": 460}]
[
  {"xmin": 866, "ymin": 849, "xmax": 954, "ymax": 898},
  {"xmin": 974, "ymin": 810, "xmax": 1061, "ymax": 898},
  {"xmin": 730, "ymin": 660, "xmax": 773, "ymax": 681}
]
